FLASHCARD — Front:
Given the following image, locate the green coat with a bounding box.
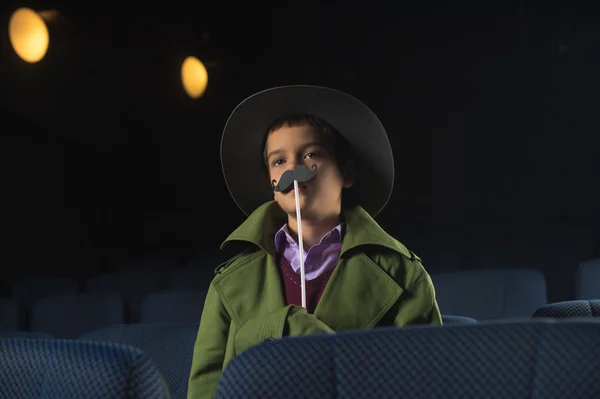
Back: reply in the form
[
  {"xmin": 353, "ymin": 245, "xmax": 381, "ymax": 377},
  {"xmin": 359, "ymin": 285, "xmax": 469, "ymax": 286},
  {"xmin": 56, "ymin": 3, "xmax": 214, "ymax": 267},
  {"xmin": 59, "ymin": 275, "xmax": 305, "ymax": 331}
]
[{"xmin": 187, "ymin": 201, "xmax": 442, "ymax": 398}]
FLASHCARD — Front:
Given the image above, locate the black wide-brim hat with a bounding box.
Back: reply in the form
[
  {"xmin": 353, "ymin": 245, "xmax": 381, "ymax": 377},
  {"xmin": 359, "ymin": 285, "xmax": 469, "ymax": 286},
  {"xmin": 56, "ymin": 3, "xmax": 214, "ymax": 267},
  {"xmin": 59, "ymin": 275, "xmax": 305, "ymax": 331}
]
[{"xmin": 221, "ymin": 85, "xmax": 395, "ymax": 218}]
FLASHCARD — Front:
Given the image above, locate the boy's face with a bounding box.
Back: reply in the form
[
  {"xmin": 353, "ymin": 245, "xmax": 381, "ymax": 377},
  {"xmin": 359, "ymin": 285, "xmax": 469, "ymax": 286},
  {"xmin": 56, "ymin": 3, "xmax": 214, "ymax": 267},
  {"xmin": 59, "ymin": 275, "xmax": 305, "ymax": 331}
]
[{"xmin": 265, "ymin": 124, "xmax": 354, "ymax": 220}]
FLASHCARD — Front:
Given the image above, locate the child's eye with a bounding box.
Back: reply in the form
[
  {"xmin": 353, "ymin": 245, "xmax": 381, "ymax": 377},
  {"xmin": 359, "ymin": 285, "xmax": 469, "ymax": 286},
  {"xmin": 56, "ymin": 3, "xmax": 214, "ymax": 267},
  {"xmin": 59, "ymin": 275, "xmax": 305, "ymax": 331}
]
[
  {"xmin": 272, "ymin": 159, "xmax": 285, "ymax": 167},
  {"xmin": 305, "ymin": 152, "xmax": 319, "ymax": 159}
]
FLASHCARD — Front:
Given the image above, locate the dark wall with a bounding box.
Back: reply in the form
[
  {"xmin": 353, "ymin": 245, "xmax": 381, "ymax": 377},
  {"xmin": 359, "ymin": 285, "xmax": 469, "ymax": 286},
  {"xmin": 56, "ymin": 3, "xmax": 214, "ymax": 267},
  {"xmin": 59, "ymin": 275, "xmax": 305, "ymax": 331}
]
[{"xmin": 1, "ymin": 3, "xmax": 600, "ymax": 303}]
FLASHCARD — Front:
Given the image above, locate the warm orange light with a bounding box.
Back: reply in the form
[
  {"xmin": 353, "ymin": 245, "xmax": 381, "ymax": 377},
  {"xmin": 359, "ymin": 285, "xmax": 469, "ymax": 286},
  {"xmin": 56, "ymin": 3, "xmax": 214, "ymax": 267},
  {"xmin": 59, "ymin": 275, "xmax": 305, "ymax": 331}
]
[
  {"xmin": 181, "ymin": 56, "xmax": 208, "ymax": 99},
  {"xmin": 8, "ymin": 8, "xmax": 50, "ymax": 63}
]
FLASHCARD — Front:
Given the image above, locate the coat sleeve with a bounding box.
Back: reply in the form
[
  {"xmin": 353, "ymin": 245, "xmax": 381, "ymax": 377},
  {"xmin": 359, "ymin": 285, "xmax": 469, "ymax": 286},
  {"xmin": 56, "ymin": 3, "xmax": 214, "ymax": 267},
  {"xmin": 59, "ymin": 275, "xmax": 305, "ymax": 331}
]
[
  {"xmin": 392, "ymin": 263, "xmax": 443, "ymax": 326},
  {"xmin": 187, "ymin": 283, "xmax": 231, "ymax": 399}
]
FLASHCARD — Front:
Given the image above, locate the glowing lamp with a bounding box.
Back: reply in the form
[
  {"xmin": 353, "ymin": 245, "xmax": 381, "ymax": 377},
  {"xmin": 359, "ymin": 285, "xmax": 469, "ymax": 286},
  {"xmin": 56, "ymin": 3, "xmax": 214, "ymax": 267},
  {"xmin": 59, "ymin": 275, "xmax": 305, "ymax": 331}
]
[
  {"xmin": 181, "ymin": 56, "xmax": 208, "ymax": 99},
  {"xmin": 8, "ymin": 8, "xmax": 51, "ymax": 63}
]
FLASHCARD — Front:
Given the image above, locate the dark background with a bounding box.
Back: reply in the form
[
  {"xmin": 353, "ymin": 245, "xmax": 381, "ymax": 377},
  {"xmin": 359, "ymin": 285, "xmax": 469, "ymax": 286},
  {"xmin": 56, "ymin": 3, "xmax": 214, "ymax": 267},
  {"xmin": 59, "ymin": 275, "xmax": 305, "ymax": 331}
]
[{"xmin": 0, "ymin": 1, "xmax": 598, "ymax": 302}]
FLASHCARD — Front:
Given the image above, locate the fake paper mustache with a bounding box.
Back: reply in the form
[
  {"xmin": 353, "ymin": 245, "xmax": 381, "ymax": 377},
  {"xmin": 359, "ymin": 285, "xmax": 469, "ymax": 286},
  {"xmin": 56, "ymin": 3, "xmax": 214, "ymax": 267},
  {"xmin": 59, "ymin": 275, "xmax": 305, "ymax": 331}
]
[{"xmin": 272, "ymin": 164, "xmax": 318, "ymax": 192}]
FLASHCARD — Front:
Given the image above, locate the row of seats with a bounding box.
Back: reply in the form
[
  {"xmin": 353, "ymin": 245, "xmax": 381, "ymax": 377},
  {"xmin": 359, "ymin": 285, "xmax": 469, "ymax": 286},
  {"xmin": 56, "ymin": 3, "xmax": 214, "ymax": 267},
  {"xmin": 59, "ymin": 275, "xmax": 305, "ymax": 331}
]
[
  {"xmin": 2, "ymin": 272, "xmax": 592, "ymax": 341},
  {"xmin": 4, "ymin": 256, "xmax": 600, "ymax": 332},
  {"xmin": 0, "ymin": 316, "xmax": 476, "ymax": 399},
  {"xmin": 432, "ymin": 268, "xmax": 548, "ymax": 320},
  {"xmin": 0, "ymin": 267, "xmax": 554, "ymax": 334},
  {"xmin": 217, "ymin": 319, "xmax": 600, "ymax": 398},
  {"xmin": 0, "ymin": 300, "xmax": 598, "ymax": 399},
  {"xmin": 0, "ymin": 291, "xmax": 206, "ymax": 337},
  {"xmin": 8, "ymin": 267, "xmax": 212, "ymax": 320},
  {"xmin": 1, "ymin": 268, "xmax": 543, "ymax": 336},
  {"xmin": 9, "ymin": 255, "xmax": 215, "ymax": 307},
  {"xmin": 0, "ymin": 338, "xmax": 170, "ymax": 398}
]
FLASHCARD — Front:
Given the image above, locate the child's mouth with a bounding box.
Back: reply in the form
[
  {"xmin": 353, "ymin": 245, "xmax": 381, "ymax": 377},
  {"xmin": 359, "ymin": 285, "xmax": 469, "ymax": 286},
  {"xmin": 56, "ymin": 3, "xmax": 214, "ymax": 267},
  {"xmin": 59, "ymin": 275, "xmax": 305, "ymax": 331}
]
[{"xmin": 286, "ymin": 184, "xmax": 307, "ymax": 194}]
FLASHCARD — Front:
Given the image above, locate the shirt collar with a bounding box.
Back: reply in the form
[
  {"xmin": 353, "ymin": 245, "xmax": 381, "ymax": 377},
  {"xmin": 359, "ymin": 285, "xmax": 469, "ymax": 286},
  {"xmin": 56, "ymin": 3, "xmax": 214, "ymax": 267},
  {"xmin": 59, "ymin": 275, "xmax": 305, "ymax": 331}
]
[{"xmin": 275, "ymin": 222, "xmax": 344, "ymax": 253}]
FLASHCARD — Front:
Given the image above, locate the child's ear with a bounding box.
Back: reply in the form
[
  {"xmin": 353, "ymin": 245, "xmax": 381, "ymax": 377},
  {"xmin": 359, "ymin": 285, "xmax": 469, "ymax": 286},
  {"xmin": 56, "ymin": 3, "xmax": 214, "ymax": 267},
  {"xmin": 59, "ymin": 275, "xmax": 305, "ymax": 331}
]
[{"xmin": 342, "ymin": 160, "xmax": 357, "ymax": 189}]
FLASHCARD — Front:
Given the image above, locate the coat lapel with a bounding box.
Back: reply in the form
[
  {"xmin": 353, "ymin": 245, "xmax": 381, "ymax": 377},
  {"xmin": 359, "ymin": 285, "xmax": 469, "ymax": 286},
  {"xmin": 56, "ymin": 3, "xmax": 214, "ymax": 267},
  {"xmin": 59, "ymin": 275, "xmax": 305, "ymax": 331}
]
[
  {"xmin": 314, "ymin": 205, "xmax": 410, "ymax": 331},
  {"xmin": 314, "ymin": 252, "xmax": 403, "ymax": 331},
  {"xmin": 216, "ymin": 202, "xmax": 288, "ymax": 326},
  {"xmin": 213, "ymin": 251, "xmax": 286, "ymax": 327}
]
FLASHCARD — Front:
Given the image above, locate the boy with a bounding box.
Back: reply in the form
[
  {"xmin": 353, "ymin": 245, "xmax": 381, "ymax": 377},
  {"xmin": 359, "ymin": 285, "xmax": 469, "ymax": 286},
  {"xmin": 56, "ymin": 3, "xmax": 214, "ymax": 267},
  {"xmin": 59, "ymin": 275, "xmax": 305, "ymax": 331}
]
[{"xmin": 188, "ymin": 85, "xmax": 442, "ymax": 398}]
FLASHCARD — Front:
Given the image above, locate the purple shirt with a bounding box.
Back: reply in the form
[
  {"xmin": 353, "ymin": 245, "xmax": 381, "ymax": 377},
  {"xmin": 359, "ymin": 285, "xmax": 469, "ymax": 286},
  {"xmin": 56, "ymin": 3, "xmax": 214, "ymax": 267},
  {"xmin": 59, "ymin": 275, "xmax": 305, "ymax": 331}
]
[{"xmin": 274, "ymin": 223, "xmax": 344, "ymax": 281}]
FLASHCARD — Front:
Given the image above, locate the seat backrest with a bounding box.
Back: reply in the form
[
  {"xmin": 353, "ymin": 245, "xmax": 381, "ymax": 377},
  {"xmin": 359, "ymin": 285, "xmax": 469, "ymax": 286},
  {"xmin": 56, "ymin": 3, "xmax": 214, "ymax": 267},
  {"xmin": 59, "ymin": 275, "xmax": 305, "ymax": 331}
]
[
  {"xmin": 576, "ymin": 259, "xmax": 600, "ymax": 300},
  {"xmin": 85, "ymin": 272, "xmax": 162, "ymax": 322},
  {"xmin": 141, "ymin": 291, "xmax": 206, "ymax": 324},
  {"xmin": 169, "ymin": 269, "xmax": 212, "ymax": 291},
  {"xmin": 441, "ymin": 315, "xmax": 478, "ymax": 325},
  {"xmin": 217, "ymin": 320, "xmax": 600, "ymax": 399},
  {"xmin": 30, "ymin": 292, "xmax": 126, "ymax": 338},
  {"xmin": 0, "ymin": 298, "xmax": 20, "ymax": 332},
  {"xmin": 431, "ymin": 268, "xmax": 547, "ymax": 320},
  {"xmin": 11, "ymin": 278, "xmax": 79, "ymax": 309},
  {"xmin": 0, "ymin": 338, "xmax": 169, "ymax": 398},
  {"xmin": 533, "ymin": 300, "xmax": 600, "ymax": 318},
  {"xmin": 80, "ymin": 323, "xmax": 198, "ymax": 399}
]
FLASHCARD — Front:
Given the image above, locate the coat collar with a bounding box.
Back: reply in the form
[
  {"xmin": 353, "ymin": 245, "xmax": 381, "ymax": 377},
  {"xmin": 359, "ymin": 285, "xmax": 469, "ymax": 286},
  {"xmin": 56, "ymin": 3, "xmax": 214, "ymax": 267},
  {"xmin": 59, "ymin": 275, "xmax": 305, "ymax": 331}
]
[
  {"xmin": 215, "ymin": 201, "xmax": 409, "ymax": 331},
  {"xmin": 221, "ymin": 200, "xmax": 412, "ymax": 260}
]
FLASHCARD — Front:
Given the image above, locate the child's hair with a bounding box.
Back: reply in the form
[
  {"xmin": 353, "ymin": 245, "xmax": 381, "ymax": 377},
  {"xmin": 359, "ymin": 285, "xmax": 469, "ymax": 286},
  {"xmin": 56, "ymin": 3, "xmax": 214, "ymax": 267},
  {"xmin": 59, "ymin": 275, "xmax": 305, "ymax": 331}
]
[{"xmin": 261, "ymin": 114, "xmax": 357, "ymax": 208}]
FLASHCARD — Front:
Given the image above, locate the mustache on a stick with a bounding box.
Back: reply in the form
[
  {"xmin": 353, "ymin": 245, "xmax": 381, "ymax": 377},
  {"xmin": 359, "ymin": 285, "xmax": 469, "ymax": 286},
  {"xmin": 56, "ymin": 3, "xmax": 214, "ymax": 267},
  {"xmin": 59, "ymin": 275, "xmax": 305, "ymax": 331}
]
[{"xmin": 272, "ymin": 164, "xmax": 317, "ymax": 192}]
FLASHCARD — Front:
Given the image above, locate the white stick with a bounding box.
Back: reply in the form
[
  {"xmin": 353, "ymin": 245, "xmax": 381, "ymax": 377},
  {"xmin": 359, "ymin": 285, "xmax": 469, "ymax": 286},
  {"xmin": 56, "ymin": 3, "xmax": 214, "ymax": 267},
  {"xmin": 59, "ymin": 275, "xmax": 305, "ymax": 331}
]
[{"xmin": 293, "ymin": 180, "xmax": 307, "ymax": 309}]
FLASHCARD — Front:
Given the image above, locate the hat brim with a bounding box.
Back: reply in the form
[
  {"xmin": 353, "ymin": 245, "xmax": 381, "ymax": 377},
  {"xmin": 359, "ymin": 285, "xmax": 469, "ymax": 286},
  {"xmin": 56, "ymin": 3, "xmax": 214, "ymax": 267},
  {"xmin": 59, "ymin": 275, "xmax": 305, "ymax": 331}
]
[{"xmin": 221, "ymin": 85, "xmax": 395, "ymax": 217}]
